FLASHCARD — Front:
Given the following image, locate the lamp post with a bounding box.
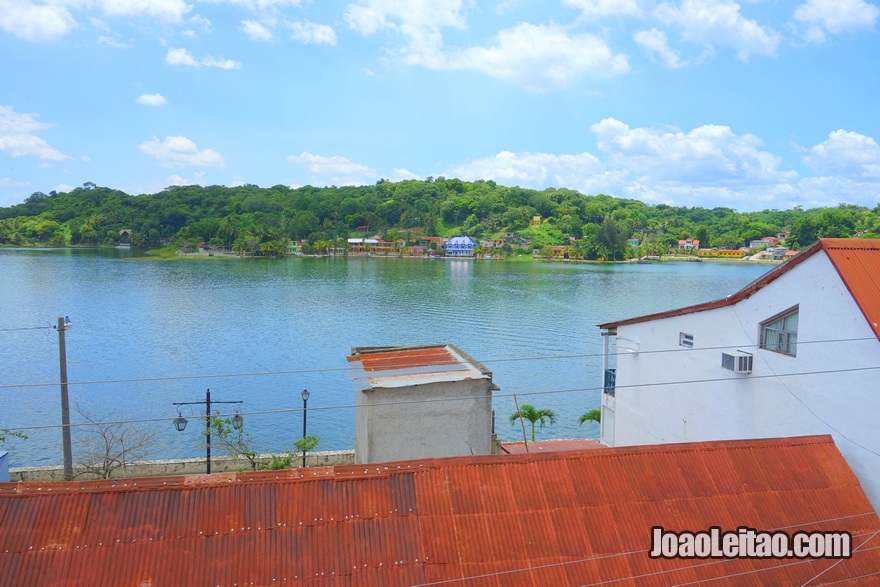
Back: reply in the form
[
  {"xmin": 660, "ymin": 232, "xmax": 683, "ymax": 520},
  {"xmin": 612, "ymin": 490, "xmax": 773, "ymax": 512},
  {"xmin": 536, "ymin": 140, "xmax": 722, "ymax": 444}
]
[
  {"xmin": 301, "ymin": 389, "xmax": 310, "ymax": 468},
  {"xmin": 56, "ymin": 316, "xmax": 74, "ymax": 481},
  {"xmin": 172, "ymin": 388, "xmax": 242, "ymax": 474}
]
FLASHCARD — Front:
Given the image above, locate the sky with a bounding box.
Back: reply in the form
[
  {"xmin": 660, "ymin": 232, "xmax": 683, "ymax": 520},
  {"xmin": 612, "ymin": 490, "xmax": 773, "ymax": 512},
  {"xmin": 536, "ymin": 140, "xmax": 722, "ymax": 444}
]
[{"xmin": 1, "ymin": 0, "xmax": 879, "ymax": 212}]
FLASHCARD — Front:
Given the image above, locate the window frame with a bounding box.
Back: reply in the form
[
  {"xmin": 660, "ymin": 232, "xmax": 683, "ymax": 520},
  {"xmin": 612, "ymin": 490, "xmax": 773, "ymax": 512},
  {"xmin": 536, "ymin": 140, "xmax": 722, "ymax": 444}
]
[
  {"xmin": 760, "ymin": 305, "xmax": 799, "ymax": 356},
  {"xmin": 679, "ymin": 332, "xmax": 694, "ymax": 348}
]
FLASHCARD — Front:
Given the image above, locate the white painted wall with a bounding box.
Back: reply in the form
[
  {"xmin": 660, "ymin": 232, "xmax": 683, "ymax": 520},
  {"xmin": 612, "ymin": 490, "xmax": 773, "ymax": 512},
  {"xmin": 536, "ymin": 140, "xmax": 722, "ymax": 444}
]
[
  {"xmin": 355, "ymin": 377, "xmax": 493, "ymax": 464},
  {"xmin": 603, "ymin": 252, "xmax": 880, "ymax": 508}
]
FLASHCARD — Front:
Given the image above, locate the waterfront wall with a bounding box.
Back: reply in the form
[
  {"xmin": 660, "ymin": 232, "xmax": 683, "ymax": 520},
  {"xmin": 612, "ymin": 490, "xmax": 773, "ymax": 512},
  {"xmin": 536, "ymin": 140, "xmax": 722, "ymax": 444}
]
[{"xmin": 8, "ymin": 450, "xmax": 355, "ymax": 482}]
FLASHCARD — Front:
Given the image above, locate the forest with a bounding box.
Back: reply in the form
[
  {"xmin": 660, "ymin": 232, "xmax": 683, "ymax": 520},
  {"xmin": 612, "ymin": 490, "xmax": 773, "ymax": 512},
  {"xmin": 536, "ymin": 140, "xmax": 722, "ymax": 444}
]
[{"xmin": 1, "ymin": 179, "xmax": 878, "ymax": 260}]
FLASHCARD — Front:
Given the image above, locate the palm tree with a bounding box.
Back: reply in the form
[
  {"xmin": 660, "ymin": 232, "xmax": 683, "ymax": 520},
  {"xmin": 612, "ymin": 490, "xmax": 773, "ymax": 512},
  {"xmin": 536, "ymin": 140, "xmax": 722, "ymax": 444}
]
[
  {"xmin": 579, "ymin": 408, "xmax": 601, "ymax": 426},
  {"xmin": 510, "ymin": 404, "xmax": 556, "ymax": 441}
]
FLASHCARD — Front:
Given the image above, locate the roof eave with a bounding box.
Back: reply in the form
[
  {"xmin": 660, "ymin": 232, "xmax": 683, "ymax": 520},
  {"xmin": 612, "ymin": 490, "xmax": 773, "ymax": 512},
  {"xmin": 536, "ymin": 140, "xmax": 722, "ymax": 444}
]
[{"xmin": 597, "ymin": 239, "xmax": 825, "ymax": 330}]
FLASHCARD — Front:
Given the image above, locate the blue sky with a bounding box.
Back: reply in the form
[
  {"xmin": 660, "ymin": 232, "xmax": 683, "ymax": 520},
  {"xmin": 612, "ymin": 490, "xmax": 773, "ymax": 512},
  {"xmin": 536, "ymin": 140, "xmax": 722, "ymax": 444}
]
[{"xmin": 1, "ymin": 0, "xmax": 879, "ymax": 211}]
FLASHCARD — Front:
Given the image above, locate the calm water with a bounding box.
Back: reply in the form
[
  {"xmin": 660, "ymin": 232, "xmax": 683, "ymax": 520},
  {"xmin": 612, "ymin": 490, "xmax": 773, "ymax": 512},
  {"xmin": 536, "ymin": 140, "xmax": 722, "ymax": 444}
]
[{"xmin": 0, "ymin": 249, "xmax": 772, "ymax": 466}]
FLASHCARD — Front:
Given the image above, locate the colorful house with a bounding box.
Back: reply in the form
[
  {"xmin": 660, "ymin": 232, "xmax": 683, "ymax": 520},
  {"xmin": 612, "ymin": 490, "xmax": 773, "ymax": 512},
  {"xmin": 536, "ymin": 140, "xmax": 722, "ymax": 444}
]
[{"xmin": 444, "ymin": 236, "xmax": 476, "ymax": 257}]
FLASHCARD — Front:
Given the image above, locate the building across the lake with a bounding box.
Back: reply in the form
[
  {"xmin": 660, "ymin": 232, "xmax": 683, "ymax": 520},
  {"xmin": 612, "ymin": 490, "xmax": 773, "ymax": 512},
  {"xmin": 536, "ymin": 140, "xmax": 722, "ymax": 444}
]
[{"xmin": 444, "ymin": 236, "xmax": 476, "ymax": 257}]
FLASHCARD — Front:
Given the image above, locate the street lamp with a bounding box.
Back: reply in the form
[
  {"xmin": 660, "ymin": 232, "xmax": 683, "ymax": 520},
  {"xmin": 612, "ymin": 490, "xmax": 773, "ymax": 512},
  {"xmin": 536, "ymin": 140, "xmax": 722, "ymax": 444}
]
[
  {"xmin": 301, "ymin": 389, "xmax": 310, "ymax": 468},
  {"xmin": 172, "ymin": 388, "xmax": 242, "ymax": 474}
]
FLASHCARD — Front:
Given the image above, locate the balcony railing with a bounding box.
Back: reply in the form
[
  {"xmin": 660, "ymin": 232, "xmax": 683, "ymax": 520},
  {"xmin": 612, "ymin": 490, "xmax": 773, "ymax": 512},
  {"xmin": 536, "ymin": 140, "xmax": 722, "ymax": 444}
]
[{"xmin": 604, "ymin": 368, "xmax": 616, "ymax": 396}]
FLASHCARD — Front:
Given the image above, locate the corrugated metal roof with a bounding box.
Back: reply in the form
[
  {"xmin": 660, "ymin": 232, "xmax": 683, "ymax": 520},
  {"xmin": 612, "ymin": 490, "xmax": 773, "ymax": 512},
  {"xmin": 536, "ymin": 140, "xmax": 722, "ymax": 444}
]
[
  {"xmin": 599, "ymin": 238, "xmax": 880, "ymax": 338},
  {"xmin": 822, "ymin": 238, "xmax": 880, "ymax": 339},
  {"xmin": 347, "ymin": 344, "xmax": 494, "ymax": 392},
  {"xmin": 1, "ymin": 435, "xmax": 878, "ymax": 586},
  {"xmin": 348, "ymin": 347, "xmax": 460, "ymax": 373}
]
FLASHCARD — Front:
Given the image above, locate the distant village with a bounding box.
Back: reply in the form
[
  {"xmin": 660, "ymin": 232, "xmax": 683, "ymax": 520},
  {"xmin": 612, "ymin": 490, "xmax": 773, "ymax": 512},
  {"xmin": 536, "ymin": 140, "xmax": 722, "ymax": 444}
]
[
  {"xmin": 185, "ymin": 214, "xmax": 798, "ymax": 263},
  {"xmin": 2, "ymin": 237, "xmax": 879, "ymax": 585}
]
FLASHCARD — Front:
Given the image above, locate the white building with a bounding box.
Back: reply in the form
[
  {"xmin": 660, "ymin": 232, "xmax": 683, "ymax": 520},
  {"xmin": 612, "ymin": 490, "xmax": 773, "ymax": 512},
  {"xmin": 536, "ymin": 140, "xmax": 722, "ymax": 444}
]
[
  {"xmin": 348, "ymin": 344, "xmax": 497, "ymax": 464},
  {"xmin": 597, "ymin": 238, "xmax": 880, "ymax": 508}
]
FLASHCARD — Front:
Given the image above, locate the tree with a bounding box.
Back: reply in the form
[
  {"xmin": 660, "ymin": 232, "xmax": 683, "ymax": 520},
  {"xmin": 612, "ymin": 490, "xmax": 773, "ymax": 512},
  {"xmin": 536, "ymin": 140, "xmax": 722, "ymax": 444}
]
[
  {"xmin": 510, "ymin": 404, "xmax": 556, "ymax": 441},
  {"xmin": 579, "ymin": 409, "xmax": 601, "ymax": 426},
  {"xmin": 258, "ymin": 435, "xmax": 319, "ymax": 471},
  {"xmin": 74, "ymin": 402, "xmax": 158, "ymax": 479},
  {"xmin": 207, "ymin": 414, "xmax": 260, "ymax": 471},
  {"xmin": 0, "ymin": 429, "xmax": 27, "ymax": 453}
]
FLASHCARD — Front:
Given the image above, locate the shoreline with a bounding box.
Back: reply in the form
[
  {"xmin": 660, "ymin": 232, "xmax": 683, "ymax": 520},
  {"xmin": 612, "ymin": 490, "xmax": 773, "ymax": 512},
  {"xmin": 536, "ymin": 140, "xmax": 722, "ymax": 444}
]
[{"xmin": 1, "ymin": 244, "xmax": 786, "ymax": 266}]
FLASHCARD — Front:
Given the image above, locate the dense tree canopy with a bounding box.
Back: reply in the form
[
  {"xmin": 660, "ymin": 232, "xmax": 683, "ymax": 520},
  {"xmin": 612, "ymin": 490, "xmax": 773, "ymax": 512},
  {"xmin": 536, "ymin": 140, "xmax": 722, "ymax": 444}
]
[{"xmin": 2, "ymin": 180, "xmax": 878, "ymax": 258}]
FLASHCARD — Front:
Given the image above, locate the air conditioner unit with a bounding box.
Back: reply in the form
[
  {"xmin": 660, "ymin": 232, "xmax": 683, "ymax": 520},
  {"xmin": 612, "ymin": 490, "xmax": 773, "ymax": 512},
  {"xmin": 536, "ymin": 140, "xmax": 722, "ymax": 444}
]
[{"xmin": 722, "ymin": 351, "xmax": 753, "ymax": 374}]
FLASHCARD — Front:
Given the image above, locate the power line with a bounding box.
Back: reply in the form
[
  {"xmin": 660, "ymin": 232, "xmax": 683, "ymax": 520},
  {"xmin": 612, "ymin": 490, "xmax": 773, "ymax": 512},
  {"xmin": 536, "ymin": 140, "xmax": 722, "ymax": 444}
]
[
  {"xmin": 409, "ymin": 523, "xmax": 880, "ymax": 587},
  {"xmin": 0, "ymin": 336, "xmax": 875, "ymax": 390},
  {"xmin": 0, "ymin": 326, "xmax": 52, "ymax": 332},
  {"xmin": 799, "ymin": 528, "xmax": 880, "ymax": 587},
  {"xmin": 730, "ymin": 307, "xmax": 880, "ymax": 460},
  {"xmin": 4, "ymin": 363, "xmax": 880, "ymax": 433}
]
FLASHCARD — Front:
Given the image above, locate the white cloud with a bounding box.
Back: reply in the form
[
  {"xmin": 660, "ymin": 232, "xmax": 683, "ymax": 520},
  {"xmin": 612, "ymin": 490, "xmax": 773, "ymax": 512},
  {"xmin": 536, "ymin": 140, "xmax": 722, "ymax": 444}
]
[
  {"xmin": 167, "ymin": 170, "xmax": 206, "ymax": 186},
  {"xmin": 166, "ymin": 47, "xmax": 241, "ymax": 69},
  {"xmin": 99, "ymin": 0, "xmax": 191, "ymax": 22},
  {"xmin": 451, "ymin": 23, "xmax": 630, "ymax": 90},
  {"xmin": 563, "ymin": 0, "xmax": 648, "ymax": 19},
  {"xmin": 190, "ymin": 14, "xmax": 211, "ymax": 32},
  {"xmin": 166, "ymin": 47, "xmax": 199, "ymax": 66},
  {"xmin": 241, "ymin": 19, "xmax": 273, "ymax": 40},
  {"xmin": 139, "ymin": 136, "xmax": 226, "ymax": 167},
  {"xmin": 590, "ymin": 118, "xmax": 792, "ymax": 184},
  {"xmin": 136, "ymin": 93, "xmax": 168, "ymax": 106},
  {"xmin": 0, "ymin": 105, "xmax": 69, "ymax": 160},
  {"xmin": 393, "ymin": 168, "xmax": 420, "ymax": 181},
  {"xmin": 448, "ymin": 151, "xmax": 604, "ymax": 187},
  {"xmin": 52, "ymin": 183, "xmax": 75, "ymax": 194},
  {"xmin": 223, "ymin": 0, "xmax": 301, "ymax": 10},
  {"xmin": 634, "ymin": 28, "xmax": 684, "ymax": 68},
  {"xmin": 794, "ymin": 0, "xmax": 879, "ymax": 43},
  {"xmin": 803, "ymin": 130, "xmax": 880, "ymax": 179},
  {"xmin": 286, "ymin": 152, "xmax": 376, "ymax": 184},
  {"xmin": 654, "ymin": 0, "xmax": 781, "ymax": 61},
  {"xmin": 0, "ymin": 0, "xmax": 77, "ymax": 42},
  {"xmin": 202, "ymin": 55, "xmax": 242, "ymax": 69},
  {"xmin": 289, "ymin": 20, "xmax": 337, "ymax": 45},
  {"xmin": 98, "ymin": 35, "xmax": 133, "ymax": 48},
  {"xmin": 345, "ymin": 1, "xmax": 628, "ymax": 87},
  {"xmin": 345, "ymin": 0, "xmax": 467, "ymax": 67}
]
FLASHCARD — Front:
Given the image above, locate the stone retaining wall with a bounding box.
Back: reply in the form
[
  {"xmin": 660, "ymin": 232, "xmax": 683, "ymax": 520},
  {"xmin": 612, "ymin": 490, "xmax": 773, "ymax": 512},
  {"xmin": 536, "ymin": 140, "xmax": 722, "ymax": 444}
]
[{"xmin": 8, "ymin": 450, "xmax": 355, "ymax": 482}]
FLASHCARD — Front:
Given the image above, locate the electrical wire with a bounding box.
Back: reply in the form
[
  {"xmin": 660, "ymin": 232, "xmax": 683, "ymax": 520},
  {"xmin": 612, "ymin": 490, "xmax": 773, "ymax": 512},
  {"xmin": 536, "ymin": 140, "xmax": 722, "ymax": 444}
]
[
  {"xmin": 0, "ymin": 335, "xmax": 875, "ymax": 390},
  {"xmin": 409, "ymin": 525, "xmax": 880, "ymax": 587},
  {"xmin": 799, "ymin": 528, "xmax": 880, "ymax": 587},
  {"xmin": 731, "ymin": 306, "xmax": 880, "ymax": 460},
  {"xmin": 3, "ymin": 364, "xmax": 880, "ymax": 433},
  {"xmin": 0, "ymin": 326, "xmax": 52, "ymax": 332}
]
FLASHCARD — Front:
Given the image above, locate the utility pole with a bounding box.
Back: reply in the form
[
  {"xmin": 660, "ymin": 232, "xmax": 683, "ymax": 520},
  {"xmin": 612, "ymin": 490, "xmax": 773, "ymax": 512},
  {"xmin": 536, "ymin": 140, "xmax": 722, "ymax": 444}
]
[{"xmin": 57, "ymin": 316, "xmax": 73, "ymax": 480}]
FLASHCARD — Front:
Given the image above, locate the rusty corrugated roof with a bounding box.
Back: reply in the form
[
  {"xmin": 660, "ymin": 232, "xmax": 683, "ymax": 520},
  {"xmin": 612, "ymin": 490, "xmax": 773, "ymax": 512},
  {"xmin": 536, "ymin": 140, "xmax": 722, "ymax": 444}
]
[
  {"xmin": 347, "ymin": 344, "xmax": 495, "ymax": 392},
  {"xmin": 347, "ymin": 346, "xmax": 460, "ymax": 372},
  {"xmin": 1, "ymin": 435, "xmax": 878, "ymax": 586},
  {"xmin": 822, "ymin": 238, "xmax": 880, "ymax": 339},
  {"xmin": 599, "ymin": 238, "xmax": 880, "ymax": 338}
]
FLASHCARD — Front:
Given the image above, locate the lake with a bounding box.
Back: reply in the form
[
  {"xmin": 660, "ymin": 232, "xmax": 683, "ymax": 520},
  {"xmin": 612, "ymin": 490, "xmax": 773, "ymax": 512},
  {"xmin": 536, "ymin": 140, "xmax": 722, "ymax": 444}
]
[{"xmin": 0, "ymin": 249, "xmax": 773, "ymax": 466}]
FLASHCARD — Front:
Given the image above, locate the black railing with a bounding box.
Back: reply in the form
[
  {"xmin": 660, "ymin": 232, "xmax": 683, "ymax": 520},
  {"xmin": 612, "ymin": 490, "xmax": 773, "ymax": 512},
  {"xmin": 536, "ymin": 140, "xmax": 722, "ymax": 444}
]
[{"xmin": 604, "ymin": 368, "xmax": 616, "ymax": 396}]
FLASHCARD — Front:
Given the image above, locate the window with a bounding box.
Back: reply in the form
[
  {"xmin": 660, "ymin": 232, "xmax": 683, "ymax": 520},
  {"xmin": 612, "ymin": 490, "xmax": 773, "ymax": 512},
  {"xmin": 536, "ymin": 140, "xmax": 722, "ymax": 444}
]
[
  {"xmin": 761, "ymin": 306, "xmax": 798, "ymax": 356},
  {"xmin": 679, "ymin": 333, "xmax": 694, "ymax": 348}
]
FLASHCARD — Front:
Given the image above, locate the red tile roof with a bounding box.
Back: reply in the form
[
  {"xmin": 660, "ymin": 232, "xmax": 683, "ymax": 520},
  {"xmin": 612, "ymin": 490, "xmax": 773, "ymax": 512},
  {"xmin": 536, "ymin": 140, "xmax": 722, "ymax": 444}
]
[
  {"xmin": 2, "ymin": 435, "xmax": 878, "ymax": 586},
  {"xmin": 599, "ymin": 238, "xmax": 880, "ymax": 338}
]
